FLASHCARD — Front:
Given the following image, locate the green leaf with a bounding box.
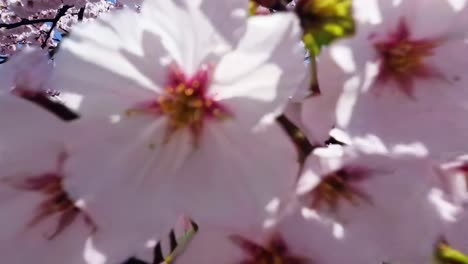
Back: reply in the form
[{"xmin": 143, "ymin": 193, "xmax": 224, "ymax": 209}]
[
  {"xmin": 296, "ymin": 0, "xmax": 355, "ymax": 56},
  {"xmin": 434, "ymin": 240, "xmax": 468, "ymax": 264}
]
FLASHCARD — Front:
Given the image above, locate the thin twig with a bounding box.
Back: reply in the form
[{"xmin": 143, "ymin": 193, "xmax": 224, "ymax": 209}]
[
  {"xmin": 77, "ymin": 6, "xmax": 85, "ymax": 21},
  {"xmin": 41, "ymin": 5, "xmax": 73, "ymax": 48},
  {"xmin": 0, "ymin": 18, "xmax": 55, "ymax": 29},
  {"xmin": 277, "ymin": 114, "xmax": 314, "ymax": 164}
]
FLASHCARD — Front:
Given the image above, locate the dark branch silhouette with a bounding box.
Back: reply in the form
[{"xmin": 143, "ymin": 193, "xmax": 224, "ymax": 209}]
[
  {"xmin": 41, "ymin": 5, "xmax": 73, "ymax": 48},
  {"xmin": 78, "ymin": 6, "xmax": 86, "ymax": 21},
  {"xmin": 0, "ymin": 18, "xmax": 56, "ymax": 29}
]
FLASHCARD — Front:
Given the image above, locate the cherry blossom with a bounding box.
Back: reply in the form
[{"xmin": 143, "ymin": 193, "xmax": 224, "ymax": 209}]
[
  {"xmin": 315, "ymin": 0, "xmax": 468, "ymax": 158},
  {"xmin": 1, "ymin": 0, "xmax": 468, "ymax": 262},
  {"xmin": 0, "ymin": 95, "xmax": 97, "ymax": 263},
  {"xmin": 0, "ymin": 46, "xmax": 51, "ymax": 94},
  {"xmin": 295, "ymin": 144, "xmax": 451, "ymax": 263},
  {"xmin": 0, "ymin": 94, "xmax": 167, "ymax": 263},
  {"xmin": 0, "ymin": 0, "xmax": 124, "ymax": 56},
  {"xmin": 173, "ymin": 208, "xmax": 367, "ymax": 264},
  {"xmin": 49, "ymin": 0, "xmax": 305, "ymax": 240}
]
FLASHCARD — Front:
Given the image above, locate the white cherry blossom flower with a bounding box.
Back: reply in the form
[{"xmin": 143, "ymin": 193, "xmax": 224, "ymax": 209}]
[
  {"xmin": 296, "ymin": 144, "xmax": 451, "ymax": 263},
  {"xmin": 315, "ymin": 0, "xmax": 468, "ymax": 158},
  {"xmin": 174, "ymin": 210, "xmax": 363, "ymax": 264},
  {"xmin": 0, "ymin": 95, "xmax": 163, "ymax": 263},
  {"xmin": 50, "ymin": 0, "xmax": 306, "ymax": 238},
  {"xmin": 0, "ymin": 95, "xmax": 97, "ymax": 263}
]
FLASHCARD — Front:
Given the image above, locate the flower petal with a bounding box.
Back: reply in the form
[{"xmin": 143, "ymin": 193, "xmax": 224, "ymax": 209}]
[
  {"xmin": 141, "ymin": 0, "xmax": 247, "ymax": 75},
  {"xmin": 50, "ymin": 10, "xmax": 160, "ymax": 117},
  {"xmin": 211, "ymin": 12, "xmax": 306, "ymax": 128}
]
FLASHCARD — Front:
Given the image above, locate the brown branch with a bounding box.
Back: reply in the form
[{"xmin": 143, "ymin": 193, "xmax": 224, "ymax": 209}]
[{"xmin": 277, "ymin": 114, "xmax": 314, "ymax": 164}]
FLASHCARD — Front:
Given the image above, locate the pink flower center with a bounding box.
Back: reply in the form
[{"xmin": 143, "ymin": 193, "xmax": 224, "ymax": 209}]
[
  {"xmin": 230, "ymin": 234, "xmax": 308, "ymax": 264},
  {"xmin": 372, "ymin": 18, "xmax": 441, "ymax": 97},
  {"xmin": 127, "ymin": 65, "xmax": 230, "ymax": 145},
  {"xmin": 303, "ymin": 166, "xmax": 372, "ymax": 212},
  {"xmin": 3, "ymin": 153, "xmax": 96, "ymax": 240}
]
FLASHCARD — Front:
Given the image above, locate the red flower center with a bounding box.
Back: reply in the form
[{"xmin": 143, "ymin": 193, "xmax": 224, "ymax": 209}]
[
  {"xmin": 303, "ymin": 166, "xmax": 372, "ymax": 212},
  {"xmin": 126, "ymin": 65, "xmax": 230, "ymax": 146},
  {"xmin": 3, "ymin": 153, "xmax": 96, "ymax": 240},
  {"xmin": 372, "ymin": 18, "xmax": 441, "ymax": 97},
  {"xmin": 230, "ymin": 234, "xmax": 308, "ymax": 264}
]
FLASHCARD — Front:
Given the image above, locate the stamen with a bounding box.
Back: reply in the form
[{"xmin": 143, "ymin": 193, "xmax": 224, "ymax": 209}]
[
  {"xmin": 125, "ymin": 64, "xmax": 231, "ymax": 146},
  {"xmin": 3, "ymin": 153, "xmax": 97, "ymax": 240},
  {"xmin": 230, "ymin": 234, "xmax": 308, "ymax": 264},
  {"xmin": 373, "ymin": 18, "xmax": 441, "ymax": 97},
  {"xmin": 306, "ymin": 166, "xmax": 372, "ymax": 212}
]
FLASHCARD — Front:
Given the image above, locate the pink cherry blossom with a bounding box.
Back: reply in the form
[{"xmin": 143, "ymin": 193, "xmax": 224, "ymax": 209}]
[
  {"xmin": 315, "ymin": 0, "xmax": 468, "ymax": 158},
  {"xmin": 0, "ymin": 94, "xmax": 164, "ymax": 263},
  {"xmin": 0, "ymin": 46, "xmax": 52, "ymax": 94},
  {"xmin": 49, "ymin": 0, "xmax": 305, "ymax": 241},
  {"xmin": 0, "ymin": 95, "xmax": 96, "ymax": 263},
  {"xmin": 174, "ymin": 209, "xmax": 366, "ymax": 264},
  {"xmin": 295, "ymin": 144, "xmax": 451, "ymax": 263},
  {"xmin": 0, "ymin": 0, "xmax": 124, "ymax": 56}
]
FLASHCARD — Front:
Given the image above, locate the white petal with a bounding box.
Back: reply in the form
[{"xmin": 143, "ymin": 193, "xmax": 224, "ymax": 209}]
[
  {"xmin": 142, "ymin": 0, "xmax": 247, "ymax": 75},
  {"xmin": 211, "ymin": 12, "xmax": 306, "ymax": 128},
  {"xmin": 50, "ymin": 9, "xmax": 161, "ymax": 117},
  {"xmin": 278, "ymin": 210, "xmax": 372, "ymax": 264},
  {"xmin": 0, "ymin": 46, "xmax": 52, "ymax": 93},
  {"xmin": 65, "ymin": 115, "xmax": 298, "ymax": 235},
  {"xmin": 174, "ymin": 227, "xmax": 245, "ymax": 264},
  {"xmin": 0, "ymin": 96, "xmax": 99, "ymax": 263},
  {"xmin": 168, "ymin": 120, "xmax": 299, "ymax": 227},
  {"xmin": 301, "ymin": 149, "xmax": 448, "ymax": 263},
  {"xmin": 0, "ymin": 95, "xmax": 65, "ymax": 162}
]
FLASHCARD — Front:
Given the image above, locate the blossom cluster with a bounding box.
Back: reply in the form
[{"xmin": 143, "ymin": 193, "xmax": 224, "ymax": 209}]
[
  {"xmin": 0, "ymin": 0, "xmax": 140, "ymax": 56},
  {"xmin": 1, "ymin": 0, "xmax": 468, "ymax": 263}
]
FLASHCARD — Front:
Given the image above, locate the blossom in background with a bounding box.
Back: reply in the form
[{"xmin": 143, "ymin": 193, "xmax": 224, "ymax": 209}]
[
  {"xmin": 0, "ymin": 46, "xmax": 51, "ymax": 94},
  {"xmin": 0, "ymin": 0, "xmax": 126, "ymax": 55},
  {"xmin": 0, "ymin": 95, "xmax": 96, "ymax": 263},
  {"xmin": 173, "ymin": 209, "xmax": 362, "ymax": 264},
  {"xmin": 314, "ymin": 0, "xmax": 468, "ymax": 157},
  {"xmin": 0, "ymin": 94, "xmax": 160, "ymax": 264},
  {"xmin": 50, "ymin": 0, "xmax": 306, "ymax": 243},
  {"xmin": 295, "ymin": 143, "xmax": 451, "ymax": 263}
]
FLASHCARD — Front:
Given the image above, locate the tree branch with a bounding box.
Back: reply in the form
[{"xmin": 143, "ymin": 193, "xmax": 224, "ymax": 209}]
[
  {"xmin": 41, "ymin": 5, "xmax": 73, "ymax": 48},
  {"xmin": 0, "ymin": 18, "xmax": 55, "ymax": 29},
  {"xmin": 78, "ymin": 6, "xmax": 85, "ymax": 21},
  {"xmin": 277, "ymin": 114, "xmax": 314, "ymax": 164}
]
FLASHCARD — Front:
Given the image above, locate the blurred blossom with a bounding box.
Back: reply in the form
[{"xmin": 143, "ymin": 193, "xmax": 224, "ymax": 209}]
[
  {"xmin": 0, "ymin": 46, "xmax": 52, "ymax": 93},
  {"xmin": 296, "ymin": 144, "xmax": 454, "ymax": 263},
  {"xmin": 315, "ymin": 0, "xmax": 468, "ymax": 158}
]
